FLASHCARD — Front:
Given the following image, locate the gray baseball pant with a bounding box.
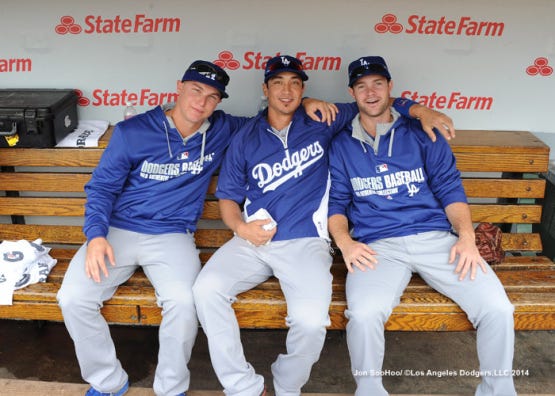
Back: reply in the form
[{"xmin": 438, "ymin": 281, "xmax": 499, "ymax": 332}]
[
  {"xmin": 57, "ymin": 227, "xmax": 201, "ymax": 396},
  {"xmin": 193, "ymin": 236, "xmax": 332, "ymax": 396},
  {"xmin": 346, "ymin": 231, "xmax": 516, "ymax": 396}
]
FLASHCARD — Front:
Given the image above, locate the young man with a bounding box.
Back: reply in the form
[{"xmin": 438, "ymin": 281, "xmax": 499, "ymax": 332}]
[
  {"xmin": 56, "ymin": 60, "xmax": 243, "ymax": 396},
  {"xmin": 192, "ymin": 55, "xmax": 455, "ymax": 396},
  {"xmin": 328, "ymin": 56, "xmax": 516, "ymax": 396}
]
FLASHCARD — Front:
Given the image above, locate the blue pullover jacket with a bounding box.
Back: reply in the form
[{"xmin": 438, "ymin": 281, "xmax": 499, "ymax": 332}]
[
  {"xmin": 83, "ymin": 106, "xmax": 247, "ymax": 241},
  {"xmin": 216, "ymin": 103, "xmax": 359, "ymax": 241},
  {"xmin": 328, "ymin": 112, "xmax": 467, "ymax": 244}
]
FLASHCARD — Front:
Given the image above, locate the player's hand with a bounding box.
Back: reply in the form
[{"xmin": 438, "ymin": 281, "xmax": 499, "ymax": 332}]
[
  {"xmin": 338, "ymin": 240, "xmax": 378, "ymax": 273},
  {"xmin": 85, "ymin": 237, "xmax": 116, "ymax": 282},
  {"xmin": 237, "ymin": 219, "xmax": 277, "ymax": 246},
  {"xmin": 449, "ymin": 236, "xmax": 487, "ymax": 281},
  {"xmin": 302, "ymin": 98, "xmax": 338, "ymax": 126},
  {"xmin": 410, "ymin": 105, "xmax": 456, "ymax": 141}
]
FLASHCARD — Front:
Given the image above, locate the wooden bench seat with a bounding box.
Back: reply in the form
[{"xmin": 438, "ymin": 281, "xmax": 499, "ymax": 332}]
[{"xmin": 0, "ymin": 129, "xmax": 553, "ymax": 331}]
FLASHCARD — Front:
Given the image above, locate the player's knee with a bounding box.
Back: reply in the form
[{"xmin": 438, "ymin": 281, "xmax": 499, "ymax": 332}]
[
  {"xmin": 467, "ymin": 292, "xmax": 514, "ymax": 329},
  {"xmin": 484, "ymin": 295, "xmax": 514, "ymax": 320},
  {"xmin": 287, "ymin": 304, "xmax": 330, "ymax": 334},
  {"xmin": 346, "ymin": 301, "xmax": 390, "ymax": 325},
  {"xmin": 57, "ymin": 284, "xmax": 88, "ymax": 312},
  {"xmin": 192, "ymin": 272, "xmax": 230, "ymax": 306}
]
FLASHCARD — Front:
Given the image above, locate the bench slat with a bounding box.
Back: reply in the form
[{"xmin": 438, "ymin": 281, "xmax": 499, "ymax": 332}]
[
  {"xmin": 0, "ymin": 197, "xmax": 86, "ymax": 216},
  {"xmin": 469, "ymin": 204, "xmax": 542, "ymax": 223},
  {"xmin": 0, "ymin": 173, "xmax": 91, "ymax": 192},
  {"xmin": 454, "ymin": 153, "xmax": 549, "ymax": 173},
  {"xmin": 0, "ymin": 224, "xmax": 85, "ymax": 245},
  {"xmin": 462, "ymin": 178, "xmax": 546, "ymax": 198},
  {"xmin": 0, "ymin": 148, "xmax": 105, "ymax": 167}
]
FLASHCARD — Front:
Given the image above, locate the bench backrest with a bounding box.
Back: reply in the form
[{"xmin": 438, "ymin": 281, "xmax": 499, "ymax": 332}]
[{"xmin": 0, "ymin": 129, "xmax": 550, "ymax": 263}]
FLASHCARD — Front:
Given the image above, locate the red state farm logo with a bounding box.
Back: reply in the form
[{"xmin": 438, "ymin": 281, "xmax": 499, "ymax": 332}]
[
  {"xmin": 212, "ymin": 51, "xmax": 341, "ymax": 71},
  {"xmin": 214, "ymin": 51, "xmax": 241, "ymax": 70},
  {"xmin": 375, "ymin": 13, "xmax": 504, "ymax": 36},
  {"xmin": 75, "ymin": 88, "xmax": 177, "ymax": 107},
  {"xmin": 75, "ymin": 90, "xmax": 90, "ymax": 106},
  {"xmin": 526, "ymin": 57, "xmax": 553, "ymax": 76},
  {"xmin": 55, "ymin": 16, "xmax": 82, "ymax": 35},
  {"xmin": 54, "ymin": 14, "xmax": 180, "ymax": 34},
  {"xmin": 375, "ymin": 14, "xmax": 404, "ymax": 34},
  {"xmin": 401, "ymin": 91, "xmax": 494, "ymax": 110}
]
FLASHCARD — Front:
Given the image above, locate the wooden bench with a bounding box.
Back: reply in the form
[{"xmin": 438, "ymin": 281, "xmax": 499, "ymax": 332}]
[{"xmin": 0, "ymin": 129, "xmax": 554, "ymax": 331}]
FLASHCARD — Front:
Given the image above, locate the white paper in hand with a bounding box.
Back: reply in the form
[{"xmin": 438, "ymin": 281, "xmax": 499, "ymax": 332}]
[{"xmin": 245, "ymin": 208, "xmax": 277, "ymax": 231}]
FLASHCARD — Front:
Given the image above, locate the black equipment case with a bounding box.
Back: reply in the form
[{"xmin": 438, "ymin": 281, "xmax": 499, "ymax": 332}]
[{"xmin": 0, "ymin": 89, "xmax": 78, "ymax": 148}]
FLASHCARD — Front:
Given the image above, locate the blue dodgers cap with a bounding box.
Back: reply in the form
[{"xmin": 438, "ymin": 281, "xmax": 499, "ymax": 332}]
[
  {"xmin": 181, "ymin": 60, "xmax": 230, "ymax": 98},
  {"xmin": 264, "ymin": 55, "xmax": 309, "ymax": 83},
  {"xmin": 348, "ymin": 56, "xmax": 391, "ymax": 87}
]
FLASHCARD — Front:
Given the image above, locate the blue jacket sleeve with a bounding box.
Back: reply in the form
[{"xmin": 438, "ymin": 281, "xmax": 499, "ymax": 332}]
[
  {"xmin": 329, "ymin": 102, "xmax": 358, "ymax": 135},
  {"xmin": 328, "ymin": 137, "xmax": 353, "ymax": 218},
  {"xmin": 83, "ymin": 124, "xmax": 132, "ymax": 241},
  {"xmin": 215, "ymin": 127, "xmax": 249, "ymax": 204},
  {"xmin": 222, "ymin": 112, "xmax": 251, "ymax": 136},
  {"xmin": 420, "ymin": 126, "xmax": 467, "ymax": 207},
  {"xmin": 330, "ymin": 97, "xmax": 418, "ymax": 132}
]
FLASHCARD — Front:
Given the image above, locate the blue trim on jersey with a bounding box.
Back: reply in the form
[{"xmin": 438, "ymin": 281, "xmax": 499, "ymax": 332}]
[
  {"xmin": 328, "ymin": 115, "xmax": 467, "ymax": 244},
  {"xmin": 84, "ymin": 106, "xmax": 248, "ymax": 240}
]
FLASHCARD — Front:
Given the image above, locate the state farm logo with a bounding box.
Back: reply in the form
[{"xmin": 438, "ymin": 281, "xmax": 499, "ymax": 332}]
[
  {"xmin": 212, "ymin": 51, "xmax": 341, "ymax": 71},
  {"xmin": 401, "ymin": 91, "xmax": 493, "ymax": 110},
  {"xmin": 55, "ymin": 14, "xmax": 180, "ymax": 35},
  {"xmin": 375, "ymin": 13, "xmax": 504, "ymax": 36},
  {"xmin": 526, "ymin": 57, "xmax": 553, "ymax": 76},
  {"xmin": 75, "ymin": 88, "xmax": 177, "ymax": 107}
]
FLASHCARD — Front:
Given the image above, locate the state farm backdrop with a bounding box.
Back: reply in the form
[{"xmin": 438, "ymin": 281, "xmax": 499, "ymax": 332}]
[{"xmin": 1, "ymin": 0, "xmax": 554, "ymax": 133}]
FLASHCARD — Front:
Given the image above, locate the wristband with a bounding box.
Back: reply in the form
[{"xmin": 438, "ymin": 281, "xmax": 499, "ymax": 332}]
[{"xmin": 392, "ymin": 97, "xmax": 418, "ymax": 118}]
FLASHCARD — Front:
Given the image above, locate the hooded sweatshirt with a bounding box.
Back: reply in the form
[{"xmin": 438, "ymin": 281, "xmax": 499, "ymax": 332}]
[
  {"xmin": 83, "ymin": 106, "xmax": 248, "ymax": 241},
  {"xmin": 328, "ymin": 110, "xmax": 467, "ymax": 244}
]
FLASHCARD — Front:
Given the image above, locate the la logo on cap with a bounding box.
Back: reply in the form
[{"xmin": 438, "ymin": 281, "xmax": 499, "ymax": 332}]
[{"xmin": 199, "ymin": 71, "xmax": 217, "ymax": 81}]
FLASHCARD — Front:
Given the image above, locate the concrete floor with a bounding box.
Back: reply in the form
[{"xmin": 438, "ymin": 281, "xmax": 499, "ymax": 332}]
[{"xmin": 0, "ymin": 319, "xmax": 553, "ymax": 395}]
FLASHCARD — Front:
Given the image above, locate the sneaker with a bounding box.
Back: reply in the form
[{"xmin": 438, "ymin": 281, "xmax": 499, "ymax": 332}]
[{"xmin": 85, "ymin": 381, "xmax": 129, "ymax": 396}]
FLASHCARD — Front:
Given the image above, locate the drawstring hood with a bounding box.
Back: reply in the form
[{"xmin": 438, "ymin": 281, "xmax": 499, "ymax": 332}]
[
  {"xmin": 163, "ymin": 107, "xmax": 210, "ymax": 168},
  {"xmin": 351, "ymin": 107, "xmax": 400, "ymax": 157},
  {"xmin": 199, "ymin": 126, "xmax": 207, "ymax": 167},
  {"xmin": 388, "ymin": 128, "xmax": 395, "ymax": 157},
  {"xmin": 163, "ymin": 120, "xmax": 174, "ymax": 158}
]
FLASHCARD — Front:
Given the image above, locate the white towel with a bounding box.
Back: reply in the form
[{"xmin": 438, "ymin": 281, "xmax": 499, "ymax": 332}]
[
  {"xmin": 0, "ymin": 239, "xmax": 57, "ymax": 305},
  {"xmin": 55, "ymin": 120, "xmax": 109, "ymax": 148}
]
